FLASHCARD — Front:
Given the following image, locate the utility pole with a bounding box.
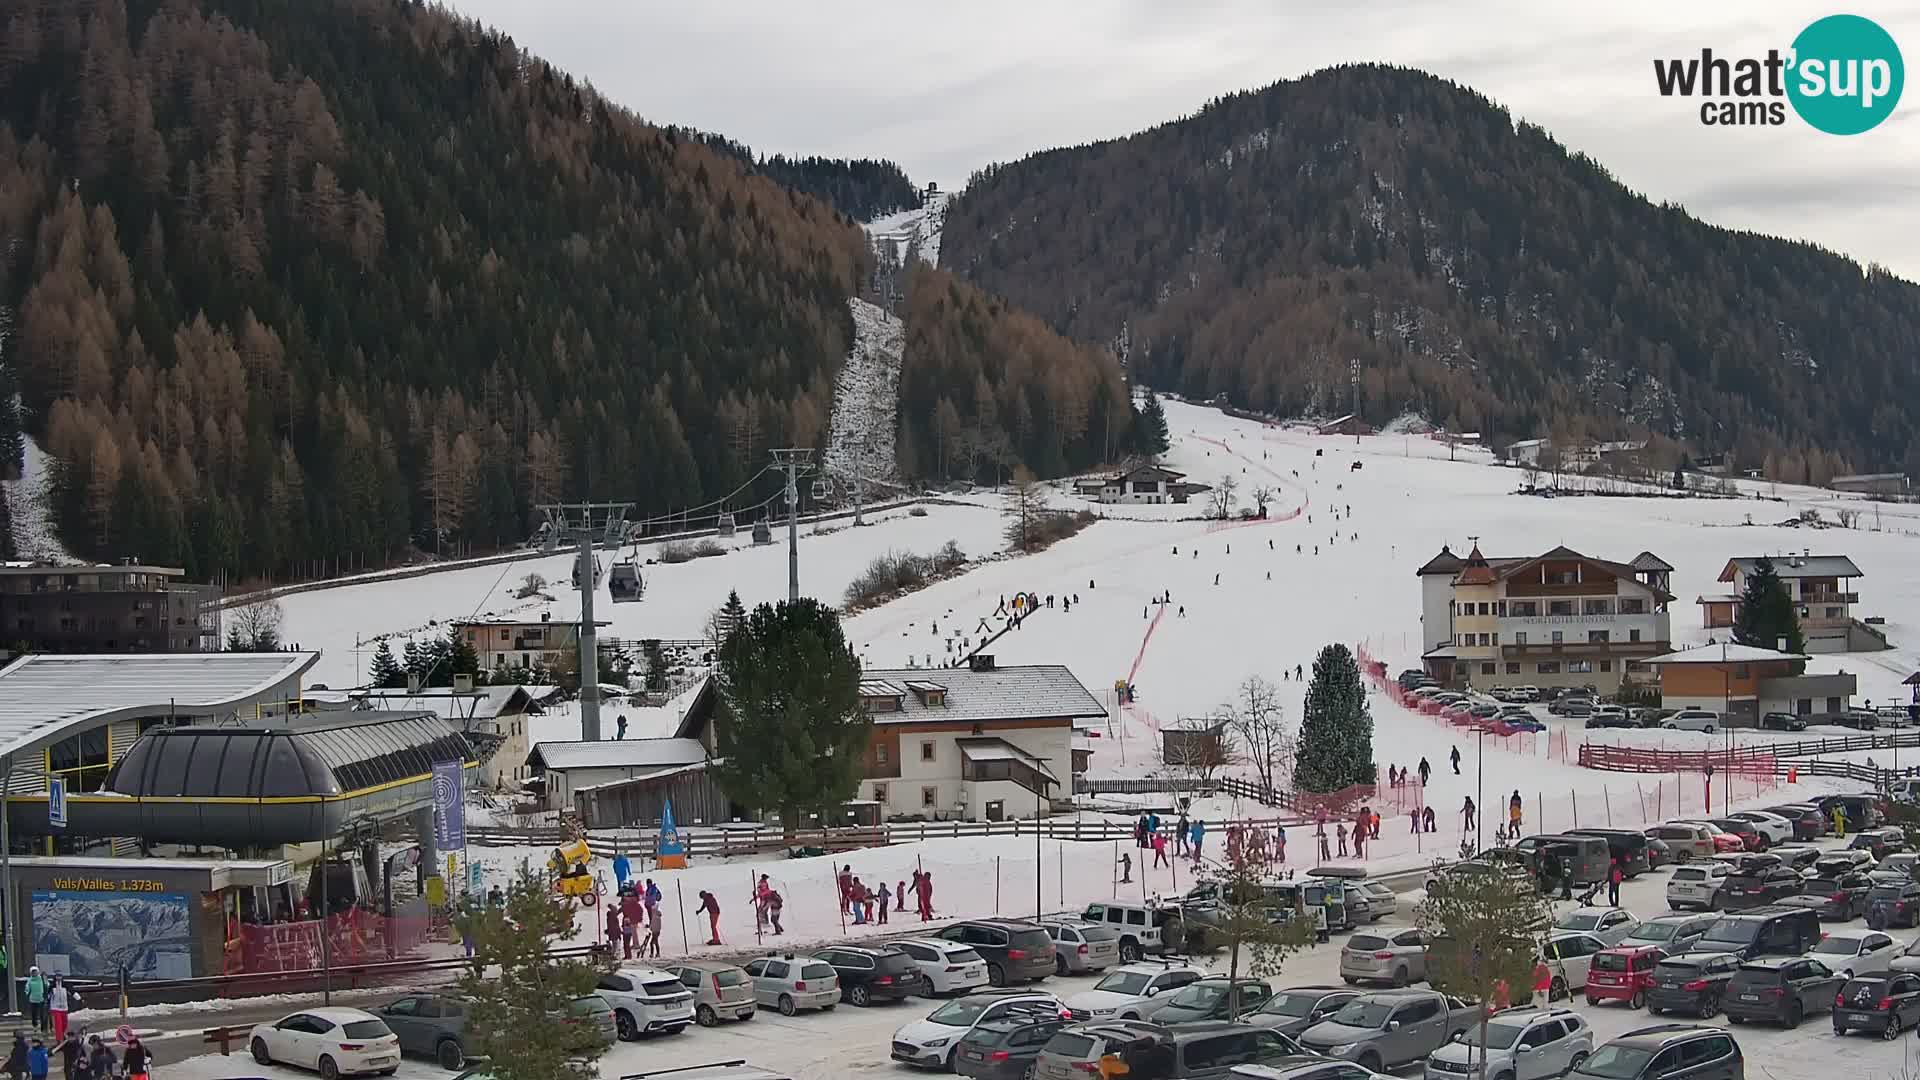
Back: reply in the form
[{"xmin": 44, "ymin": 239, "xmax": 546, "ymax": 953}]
[
  {"xmin": 770, "ymin": 450, "xmax": 815, "ymax": 602},
  {"xmin": 1350, "ymin": 358, "xmax": 1361, "ymax": 446},
  {"xmin": 539, "ymin": 502, "xmax": 632, "ymax": 742}
]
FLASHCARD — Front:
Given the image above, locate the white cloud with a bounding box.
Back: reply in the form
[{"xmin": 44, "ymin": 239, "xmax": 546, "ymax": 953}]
[{"xmin": 449, "ymin": 0, "xmax": 1920, "ymax": 278}]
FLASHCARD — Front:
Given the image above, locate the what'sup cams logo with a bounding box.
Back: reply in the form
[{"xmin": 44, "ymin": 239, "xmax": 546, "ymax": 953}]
[{"xmin": 1654, "ymin": 13, "xmax": 1904, "ymax": 133}]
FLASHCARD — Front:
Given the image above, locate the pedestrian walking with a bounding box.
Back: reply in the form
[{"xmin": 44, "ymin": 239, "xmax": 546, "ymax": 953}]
[
  {"xmin": 697, "ymin": 890, "xmax": 722, "ymax": 945},
  {"xmin": 1418, "ymin": 757, "xmax": 1432, "ymax": 786},
  {"xmin": 1276, "ymin": 825, "xmax": 1287, "ymax": 864},
  {"xmin": 121, "ymin": 1039, "xmax": 148, "ymax": 1080},
  {"xmin": 1118, "ymin": 851, "xmax": 1133, "ymax": 883},
  {"xmin": 24, "ymin": 1041, "xmax": 44, "ymax": 1080},
  {"xmin": 766, "ymin": 888, "xmax": 784, "ymax": 935},
  {"xmin": 1449, "ymin": 746, "xmax": 1460, "ymax": 775},
  {"xmin": 1336, "ymin": 822, "xmax": 1349, "ymax": 857},
  {"xmin": 646, "ymin": 898, "xmax": 664, "ymax": 956},
  {"xmin": 916, "ymin": 871, "xmax": 935, "ymax": 920},
  {"xmin": 896, "ymin": 880, "xmax": 907, "ymax": 912},
  {"xmin": 1371, "ymin": 809, "xmax": 1382, "ymax": 839},
  {"xmin": 25, "ymin": 968, "xmax": 45, "ymax": 1032},
  {"xmin": 1509, "ymin": 790, "xmax": 1524, "ymax": 833},
  {"xmin": 84, "ymin": 1038, "xmax": 111, "ymax": 1080},
  {"xmin": 53, "ymin": 1034, "xmax": 76, "ymax": 1080},
  {"xmin": 1316, "ymin": 821, "xmax": 1331, "ymax": 860},
  {"xmin": 612, "ymin": 850, "xmax": 632, "ymax": 892},
  {"xmin": 1423, "ymin": 806, "xmax": 1436, "ymax": 832},
  {"xmin": 605, "ymin": 906, "xmax": 623, "ymax": 953},
  {"xmin": 1461, "ymin": 796, "xmax": 1476, "ymax": 831},
  {"xmin": 1151, "ymin": 831, "xmax": 1169, "ymax": 868},
  {"xmin": 1531, "ymin": 961, "xmax": 1552, "ymax": 1009},
  {"xmin": 878, "ymin": 878, "xmax": 890, "ymax": 924},
  {"xmin": 1607, "ymin": 859, "xmax": 1624, "ymax": 906},
  {"xmin": 6, "ymin": 1032, "xmax": 26, "ymax": 1080},
  {"xmin": 1175, "ymin": 812, "xmax": 1190, "ymax": 856},
  {"xmin": 621, "ymin": 889, "xmax": 642, "ymax": 958},
  {"xmin": 1190, "ymin": 819, "xmax": 1206, "ymax": 860},
  {"xmin": 1410, "ymin": 807, "xmax": 1421, "ymax": 833},
  {"xmin": 47, "ymin": 980, "xmax": 67, "ymax": 1043}
]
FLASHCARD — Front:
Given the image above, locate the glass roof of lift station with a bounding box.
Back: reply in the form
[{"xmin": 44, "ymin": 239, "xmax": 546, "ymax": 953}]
[{"xmin": 106, "ymin": 711, "xmax": 474, "ymax": 799}]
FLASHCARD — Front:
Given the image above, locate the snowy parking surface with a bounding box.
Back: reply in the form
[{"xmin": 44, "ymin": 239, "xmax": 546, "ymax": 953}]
[{"xmin": 163, "ymin": 834, "xmax": 1919, "ymax": 1080}]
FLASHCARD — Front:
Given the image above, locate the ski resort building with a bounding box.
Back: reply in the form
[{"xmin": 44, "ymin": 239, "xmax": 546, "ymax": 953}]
[
  {"xmin": 453, "ymin": 614, "xmax": 610, "ymax": 670},
  {"xmin": 1096, "ymin": 465, "xmax": 1199, "ymax": 505},
  {"xmin": 1417, "ymin": 544, "xmax": 1673, "ymax": 695},
  {"xmin": 1701, "ymin": 554, "xmax": 1885, "ymax": 653},
  {"xmin": 1641, "ymin": 643, "xmax": 1857, "ymax": 724},
  {"xmin": 0, "ymin": 561, "xmax": 220, "ymax": 655}
]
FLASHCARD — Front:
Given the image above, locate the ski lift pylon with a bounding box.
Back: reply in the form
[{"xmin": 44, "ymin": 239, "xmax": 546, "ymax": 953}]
[{"xmin": 608, "ymin": 560, "xmax": 643, "ymax": 603}]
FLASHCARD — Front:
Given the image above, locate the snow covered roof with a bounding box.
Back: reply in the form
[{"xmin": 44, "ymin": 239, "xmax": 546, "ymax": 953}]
[
  {"xmin": 1415, "ymin": 546, "xmax": 1465, "ymax": 576},
  {"xmin": 0, "ymin": 652, "xmax": 318, "ymax": 762},
  {"xmin": 1642, "ymin": 644, "xmax": 1809, "ymax": 665},
  {"xmin": 529, "ymin": 736, "xmax": 708, "ymax": 773},
  {"xmin": 1719, "ymin": 556, "xmax": 1863, "ymax": 581},
  {"xmin": 1694, "ymin": 595, "xmax": 1741, "ymax": 604},
  {"xmin": 571, "ymin": 760, "xmax": 714, "ymax": 793},
  {"xmin": 857, "ymin": 664, "xmax": 1106, "ymax": 727},
  {"xmin": 353, "ymin": 685, "xmax": 535, "ymax": 722}
]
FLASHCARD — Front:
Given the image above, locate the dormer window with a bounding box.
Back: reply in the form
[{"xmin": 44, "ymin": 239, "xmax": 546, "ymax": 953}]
[{"xmin": 905, "ymin": 680, "xmax": 947, "ymax": 707}]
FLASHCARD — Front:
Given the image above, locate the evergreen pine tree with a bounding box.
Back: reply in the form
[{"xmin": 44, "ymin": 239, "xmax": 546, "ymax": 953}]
[
  {"xmin": 367, "ymin": 639, "xmax": 404, "ymax": 688},
  {"xmin": 1732, "ymin": 556, "xmax": 1806, "ymax": 656},
  {"xmin": 710, "ymin": 598, "xmax": 868, "ymax": 834},
  {"xmin": 446, "ymin": 626, "xmax": 482, "ymax": 685},
  {"xmin": 401, "ymin": 638, "xmax": 426, "ymax": 685},
  {"xmin": 720, "ymin": 589, "xmax": 747, "ymax": 644},
  {"xmin": 1293, "ymin": 643, "xmax": 1376, "ymax": 793},
  {"xmin": 1134, "ymin": 392, "xmax": 1171, "ymax": 458}
]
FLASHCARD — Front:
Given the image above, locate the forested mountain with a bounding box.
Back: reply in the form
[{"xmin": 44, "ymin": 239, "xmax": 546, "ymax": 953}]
[
  {"xmin": 943, "ymin": 64, "xmax": 1920, "ymax": 478},
  {"xmin": 0, "ymin": 0, "xmax": 874, "ymax": 580},
  {"xmin": 670, "ymin": 129, "xmax": 923, "ymax": 221}
]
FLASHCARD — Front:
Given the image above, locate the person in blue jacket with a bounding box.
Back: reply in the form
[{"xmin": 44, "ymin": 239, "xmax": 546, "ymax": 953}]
[
  {"xmin": 612, "ymin": 851, "xmax": 631, "ymax": 891},
  {"xmin": 1190, "ymin": 819, "xmax": 1207, "ymax": 860},
  {"xmin": 25, "ymin": 1039, "xmax": 46, "ymax": 1080}
]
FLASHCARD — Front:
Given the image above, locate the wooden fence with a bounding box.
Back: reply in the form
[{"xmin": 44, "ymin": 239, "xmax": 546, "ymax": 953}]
[{"xmin": 1579, "ymin": 729, "xmax": 1920, "ymax": 773}]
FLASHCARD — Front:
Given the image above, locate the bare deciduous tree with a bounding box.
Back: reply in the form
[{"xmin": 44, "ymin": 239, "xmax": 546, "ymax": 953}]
[
  {"xmin": 1003, "ymin": 467, "xmax": 1051, "ymax": 550},
  {"xmin": 226, "ymin": 596, "xmax": 284, "ymax": 651},
  {"xmin": 1208, "ymin": 474, "xmax": 1239, "ymax": 520},
  {"xmin": 1160, "ymin": 718, "xmax": 1238, "ymax": 797},
  {"xmin": 1223, "ymin": 676, "xmax": 1295, "ymax": 800},
  {"xmin": 1250, "ymin": 485, "xmax": 1275, "ymax": 517}
]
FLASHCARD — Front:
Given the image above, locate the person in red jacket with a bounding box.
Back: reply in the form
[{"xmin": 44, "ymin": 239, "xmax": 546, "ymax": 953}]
[
  {"xmin": 1531, "ymin": 960, "xmax": 1553, "ymax": 1008},
  {"xmin": 697, "ymin": 890, "xmax": 722, "ymax": 945},
  {"xmin": 1607, "ymin": 859, "xmax": 1624, "ymax": 906}
]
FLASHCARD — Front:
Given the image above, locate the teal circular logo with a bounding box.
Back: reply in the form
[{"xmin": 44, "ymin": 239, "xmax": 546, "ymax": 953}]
[{"xmin": 1787, "ymin": 14, "xmax": 1904, "ymax": 134}]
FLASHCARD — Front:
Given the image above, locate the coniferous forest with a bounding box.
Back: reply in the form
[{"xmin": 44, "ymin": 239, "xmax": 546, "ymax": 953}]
[{"xmin": 942, "ymin": 65, "xmax": 1920, "ymax": 479}]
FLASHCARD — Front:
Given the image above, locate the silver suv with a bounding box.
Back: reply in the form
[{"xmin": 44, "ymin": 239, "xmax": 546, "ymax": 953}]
[{"xmin": 1423, "ymin": 1006, "xmax": 1593, "ymax": 1080}]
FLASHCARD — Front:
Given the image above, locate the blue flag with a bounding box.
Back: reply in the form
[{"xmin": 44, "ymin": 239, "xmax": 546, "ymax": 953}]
[{"xmin": 658, "ymin": 799, "xmax": 684, "ymax": 858}]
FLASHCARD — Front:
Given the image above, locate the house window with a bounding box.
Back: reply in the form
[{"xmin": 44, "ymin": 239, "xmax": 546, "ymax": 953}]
[
  {"xmin": 1481, "ymin": 663, "xmax": 1496, "ymax": 675},
  {"xmin": 1506, "ymin": 663, "xmax": 1522, "ymax": 675},
  {"xmin": 1585, "ymin": 599, "xmax": 1614, "ymax": 616},
  {"xmin": 1496, "ymin": 602, "xmax": 1508, "ymax": 617},
  {"xmin": 1478, "ymin": 603, "xmax": 1490, "ymax": 616},
  {"xmin": 1826, "ymin": 607, "xmax": 1841, "ymax": 618},
  {"xmin": 1511, "ymin": 601, "xmax": 1539, "ymax": 617},
  {"xmin": 1491, "ymin": 633, "xmax": 1499, "ymax": 646},
  {"xmin": 921, "ymin": 786, "xmax": 938, "ymax": 808},
  {"xmin": 1549, "ymin": 600, "xmax": 1576, "ymax": 616},
  {"xmin": 1796, "ymin": 699, "xmax": 1811, "ymax": 715},
  {"xmin": 1477, "ymin": 633, "xmax": 1490, "ymax": 647},
  {"xmin": 1551, "ymin": 630, "xmax": 1564, "ymax": 644},
  {"xmin": 1568, "ymin": 660, "xmax": 1594, "ymax": 673},
  {"xmin": 1537, "ymin": 662, "xmax": 1561, "ymax": 674},
  {"xmin": 1599, "ymin": 660, "xmax": 1612, "ymax": 672},
  {"xmin": 499, "ymin": 628, "xmax": 510, "ymax": 641},
  {"xmin": 1825, "ymin": 697, "xmax": 1841, "ymax": 713},
  {"xmin": 1619, "ymin": 598, "xmax": 1646, "ymax": 614},
  {"xmin": 1629, "ymin": 629, "xmax": 1641, "ymax": 643},
  {"xmin": 1588, "ymin": 630, "xmax": 1610, "ymax": 643},
  {"xmin": 876, "ymin": 744, "xmax": 889, "ymax": 766},
  {"xmin": 1514, "ymin": 632, "xmax": 1528, "ymax": 646},
  {"xmin": 1458, "ymin": 634, "xmax": 1468, "ymax": 647},
  {"xmin": 873, "ymin": 783, "xmax": 889, "ymax": 803},
  {"xmin": 920, "ymin": 741, "xmax": 936, "ymax": 762}
]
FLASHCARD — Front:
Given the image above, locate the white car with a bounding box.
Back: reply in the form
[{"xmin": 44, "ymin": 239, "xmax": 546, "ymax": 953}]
[
  {"xmin": 1542, "ymin": 933, "xmax": 1608, "ymax": 995},
  {"xmin": 741, "ymin": 953, "xmax": 840, "ymax": 1016},
  {"xmin": 249, "ymin": 1008, "xmax": 401, "ymax": 1078},
  {"xmin": 893, "ymin": 937, "xmax": 991, "ymax": 994},
  {"xmin": 1727, "ymin": 811, "xmax": 1794, "ymax": 846},
  {"xmin": 595, "ymin": 966, "xmax": 696, "ymax": 1037},
  {"xmin": 1353, "ymin": 879, "xmax": 1400, "ymax": 921},
  {"xmin": 1812, "ymin": 931, "xmax": 1901, "ymax": 978},
  {"xmin": 891, "ymin": 990, "xmax": 1064, "ymax": 1070},
  {"xmin": 1551, "ymin": 907, "xmax": 1640, "ymax": 946},
  {"xmin": 1063, "ymin": 962, "xmax": 1208, "ymax": 1020},
  {"xmin": 1889, "ymin": 937, "xmax": 1920, "ymax": 975},
  {"xmin": 1663, "ymin": 709, "xmax": 1718, "ymax": 732},
  {"xmin": 1666, "ymin": 862, "xmax": 1731, "ymax": 911}
]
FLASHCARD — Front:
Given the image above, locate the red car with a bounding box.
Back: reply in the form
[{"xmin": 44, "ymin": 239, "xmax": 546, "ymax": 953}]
[{"xmin": 1586, "ymin": 945, "xmax": 1666, "ymax": 1009}]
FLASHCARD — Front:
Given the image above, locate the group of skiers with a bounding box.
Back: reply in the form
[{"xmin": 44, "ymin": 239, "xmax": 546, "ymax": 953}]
[
  {"xmin": 836, "ymin": 865, "xmax": 937, "ymax": 925},
  {"xmin": 603, "ymin": 873, "xmax": 667, "ymax": 957},
  {"xmin": 1384, "ymin": 758, "xmax": 1432, "ymax": 789},
  {"xmin": 3, "ymin": 1029, "xmax": 146, "ymax": 1080},
  {"xmin": 1132, "ymin": 812, "xmax": 1208, "ymax": 865}
]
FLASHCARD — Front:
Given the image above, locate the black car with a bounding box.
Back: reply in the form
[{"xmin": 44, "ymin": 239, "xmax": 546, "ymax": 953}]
[
  {"xmin": 1759, "ymin": 711, "xmax": 1807, "ymax": 732},
  {"xmin": 1848, "ymin": 828, "xmax": 1905, "ymax": 861},
  {"xmin": 1150, "ymin": 976, "xmax": 1274, "ymax": 1023},
  {"xmin": 1776, "ymin": 874, "xmax": 1873, "ymax": 920},
  {"xmin": 1243, "ymin": 986, "xmax": 1361, "ymax": 1037},
  {"xmin": 1718, "ymin": 868, "xmax": 1802, "ymax": 911},
  {"xmin": 1586, "ymin": 711, "xmax": 1635, "ymax": 729},
  {"xmin": 1866, "ymin": 881, "xmax": 1920, "ymax": 929},
  {"xmin": 939, "ymin": 920, "xmax": 1058, "ymax": 985},
  {"xmin": 812, "ymin": 945, "xmax": 926, "ymax": 1006},
  {"xmin": 1693, "ymin": 906, "xmax": 1822, "ymax": 960},
  {"xmin": 1722, "ymin": 957, "xmax": 1844, "ymax": 1026},
  {"xmin": 1832, "ymin": 973, "xmax": 1920, "ymax": 1040},
  {"xmin": 953, "ymin": 1013, "xmax": 1071, "ymax": 1079},
  {"xmin": 1646, "ymin": 953, "xmax": 1741, "ymax": 1019},
  {"xmin": 1816, "ymin": 794, "xmax": 1883, "ymax": 831},
  {"xmin": 1772, "ymin": 846, "xmax": 1822, "ymax": 873},
  {"xmin": 1762, "ymin": 805, "xmax": 1827, "ymax": 841},
  {"xmin": 1570, "ymin": 1024, "xmax": 1742, "ymax": 1080}
]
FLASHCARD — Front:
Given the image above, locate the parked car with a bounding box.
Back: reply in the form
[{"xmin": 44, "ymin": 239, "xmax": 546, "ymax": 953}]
[
  {"xmin": 562, "ymin": 995, "xmax": 619, "ymax": 1047},
  {"xmin": 1663, "ymin": 709, "xmax": 1719, "ymax": 732},
  {"xmin": 813, "ymin": 945, "xmax": 927, "ymax": 1006},
  {"xmin": 596, "ymin": 966, "xmax": 698, "ymax": 1036},
  {"xmin": 1893, "ymin": 936, "xmax": 1920, "ymax": 975},
  {"xmin": 371, "ymin": 994, "xmax": 476, "ymax": 1070},
  {"xmin": 1340, "ymin": 928, "xmax": 1430, "ymax": 987},
  {"xmin": 1062, "ymin": 961, "xmax": 1208, "ymax": 1021},
  {"xmin": 1698, "ymin": 817, "xmax": 1766, "ymax": 851},
  {"xmin": 1585, "ymin": 708, "xmax": 1634, "ymax": 729},
  {"xmin": 893, "ymin": 937, "xmax": 992, "ymax": 995},
  {"xmin": 1851, "ymin": 826, "xmax": 1909, "ymax": 861},
  {"xmin": 1761, "ymin": 804, "xmax": 1827, "ymax": 841},
  {"xmin": 1718, "ymin": 866, "xmax": 1804, "ymax": 911},
  {"xmin": 248, "ymin": 1009, "xmax": 402, "ymax": 1079},
  {"xmin": 1813, "ymin": 850, "xmax": 1876, "ymax": 877},
  {"xmin": 1775, "ymin": 872, "xmax": 1874, "ymax": 920},
  {"xmin": 1230, "ymin": 1057, "xmax": 1385, "ymax": 1080},
  {"xmin": 1586, "ymin": 946, "xmax": 1668, "ymax": 1009},
  {"xmin": 1569, "ymin": 1025, "xmax": 1741, "ymax": 1080},
  {"xmin": 1868, "ymin": 852, "xmax": 1919, "ymax": 885},
  {"xmin": 1080, "ymin": 900, "xmax": 1185, "ymax": 961},
  {"xmin": 1759, "ymin": 711, "xmax": 1807, "ymax": 732},
  {"xmin": 1618, "ymin": 915, "xmax": 1717, "ymax": 956},
  {"xmin": 1351, "ymin": 879, "xmax": 1399, "ymax": 921},
  {"xmin": 1425, "ymin": 857, "xmax": 1536, "ymax": 896},
  {"xmin": 1816, "ymin": 793, "xmax": 1884, "ymax": 831},
  {"xmin": 1645, "ymin": 952, "xmax": 1742, "ymax": 1018},
  {"xmin": 1666, "ymin": 862, "xmax": 1732, "ymax": 912},
  {"xmin": 1726, "ymin": 811, "xmax": 1794, "ymax": 847},
  {"xmin": 1553, "ymin": 698, "xmax": 1595, "ymax": 719},
  {"xmin": 1422, "ymin": 1006, "xmax": 1593, "ymax": 1080},
  {"xmin": 1644, "ymin": 823, "xmax": 1714, "ymax": 863},
  {"xmin": 738, "ymin": 954, "xmax": 837, "ymax": 1018},
  {"xmin": 662, "ymin": 961, "xmax": 756, "ymax": 1027},
  {"xmin": 1152, "ymin": 976, "xmax": 1276, "ymax": 1023},
  {"xmin": 1566, "ymin": 829, "xmax": 1653, "ymax": 877},
  {"xmin": 1243, "ymin": 987, "xmax": 1361, "ymax": 1037},
  {"xmin": 1772, "ymin": 846, "xmax": 1822, "ymax": 873},
  {"xmin": 1866, "ymin": 880, "xmax": 1920, "ymax": 929},
  {"xmin": 1516, "ymin": 834, "xmax": 1610, "ymax": 886},
  {"xmin": 1034, "ymin": 1020, "xmax": 1301, "ymax": 1080},
  {"xmin": 953, "ymin": 1012, "xmax": 1073, "ymax": 1080},
  {"xmin": 1630, "ymin": 707, "xmax": 1675, "ymax": 728},
  {"xmin": 1690, "ymin": 821, "xmax": 1748, "ymax": 854},
  {"xmin": 1832, "ymin": 972, "xmax": 1920, "ymax": 1040},
  {"xmin": 1693, "ymin": 906, "xmax": 1822, "ymax": 960},
  {"xmin": 1500, "ymin": 715, "xmax": 1548, "ymax": 733},
  {"xmin": 1551, "ymin": 907, "xmax": 1640, "ymax": 945},
  {"xmin": 1810, "ymin": 931, "xmax": 1900, "ymax": 979},
  {"xmin": 1542, "ymin": 934, "xmax": 1609, "ymax": 997},
  {"xmin": 940, "ymin": 920, "xmax": 1058, "ymax": 986},
  {"xmin": 1835, "ymin": 709, "xmax": 1880, "ymax": 730},
  {"xmin": 1297, "ymin": 990, "xmax": 1479, "ymax": 1074},
  {"xmin": 892, "ymin": 991, "xmax": 1065, "ymax": 1071},
  {"xmin": 1040, "ymin": 919, "xmax": 1121, "ymax": 975},
  {"xmin": 1722, "ymin": 957, "xmax": 1844, "ymax": 1026}
]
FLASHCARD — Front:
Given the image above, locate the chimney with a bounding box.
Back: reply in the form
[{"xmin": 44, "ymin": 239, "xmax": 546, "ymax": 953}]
[
  {"xmin": 406, "ymin": 672, "xmax": 423, "ymax": 693},
  {"xmin": 453, "ymin": 673, "xmax": 474, "ymax": 693},
  {"xmin": 969, "ymin": 654, "xmax": 996, "ymax": 672}
]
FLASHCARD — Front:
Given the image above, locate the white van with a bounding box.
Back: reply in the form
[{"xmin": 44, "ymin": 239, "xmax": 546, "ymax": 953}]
[{"xmin": 1080, "ymin": 899, "xmax": 1184, "ymax": 961}]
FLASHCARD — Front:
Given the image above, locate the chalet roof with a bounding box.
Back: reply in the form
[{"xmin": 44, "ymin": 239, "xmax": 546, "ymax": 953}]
[
  {"xmin": 1415, "ymin": 545, "xmax": 1465, "ymax": 576},
  {"xmin": 1486, "ymin": 546, "xmax": 1676, "ymax": 602},
  {"xmin": 529, "ymin": 737, "xmax": 708, "ymax": 773},
  {"xmin": 1630, "ymin": 552, "xmax": 1675, "ymax": 573},
  {"xmin": 1455, "ymin": 545, "xmax": 1497, "ymax": 586},
  {"xmin": 1719, "ymin": 556, "xmax": 1863, "ymax": 581},
  {"xmin": 1694, "ymin": 594, "xmax": 1741, "ymax": 605},
  {"xmin": 352, "ymin": 685, "xmax": 534, "ymax": 722},
  {"xmin": 955, "ymin": 737, "xmax": 1059, "ymax": 781},
  {"xmin": 1904, "ymin": 671, "xmax": 1920, "ymax": 687},
  {"xmin": 1643, "ymin": 643, "xmax": 1809, "ymax": 665},
  {"xmin": 1108, "ymin": 464, "xmax": 1187, "ymax": 483},
  {"xmin": 857, "ymin": 664, "xmax": 1106, "ymax": 726}
]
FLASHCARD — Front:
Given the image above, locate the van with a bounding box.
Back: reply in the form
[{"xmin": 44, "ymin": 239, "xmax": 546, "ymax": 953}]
[
  {"xmin": 1516, "ymin": 833, "xmax": 1610, "ymax": 885},
  {"xmin": 1693, "ymin": 905, "xmax": 1821, "ymax": 960},
  {"xmin": 1569, "ymin": 828, "xmax": 1654, "ymax": 877}
]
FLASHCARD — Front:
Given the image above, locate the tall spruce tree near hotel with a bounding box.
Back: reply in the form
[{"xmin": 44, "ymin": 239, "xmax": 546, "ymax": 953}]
[
  {"xmin": 1293, "ymin": 643, "xmax": 1376, "ymax": 792},
  {"xmin": 1732, "ymin": 556, "xmax": 1806, "ymax": 657}
]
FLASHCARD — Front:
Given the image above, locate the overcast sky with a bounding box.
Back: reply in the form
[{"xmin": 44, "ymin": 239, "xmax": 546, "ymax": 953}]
[{"xmin": 450, "ymin": 1, "xmax": 1920, "ymax": 280}]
